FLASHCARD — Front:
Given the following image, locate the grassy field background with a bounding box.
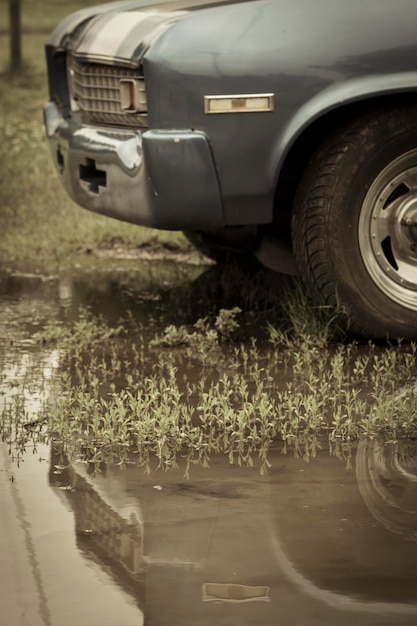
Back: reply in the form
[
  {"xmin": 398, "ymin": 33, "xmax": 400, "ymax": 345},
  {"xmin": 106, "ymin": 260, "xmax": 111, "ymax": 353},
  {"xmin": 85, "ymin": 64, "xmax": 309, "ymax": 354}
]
[{"xmin": 0, "ymin": 0, "xmax": 188, "ymax": 271}]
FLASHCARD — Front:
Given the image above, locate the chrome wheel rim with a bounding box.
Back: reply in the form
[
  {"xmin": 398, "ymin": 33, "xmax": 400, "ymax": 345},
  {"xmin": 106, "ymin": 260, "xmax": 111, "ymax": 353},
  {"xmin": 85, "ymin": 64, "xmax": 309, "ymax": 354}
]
[{"xmin": 359, "ymin": 150, "xmax": 417, "ymax": 310}]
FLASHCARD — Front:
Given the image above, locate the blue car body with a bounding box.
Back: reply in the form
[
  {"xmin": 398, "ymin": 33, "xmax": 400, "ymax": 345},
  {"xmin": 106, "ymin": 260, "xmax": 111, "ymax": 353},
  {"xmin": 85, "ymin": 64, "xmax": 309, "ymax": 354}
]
[
  {"xmin": 44, "ymin": 0, "xmax": 417, "ymax": 339},
  {"xmin": 44, "ymin": 0, "xmax": 417, "ymax": 228}
]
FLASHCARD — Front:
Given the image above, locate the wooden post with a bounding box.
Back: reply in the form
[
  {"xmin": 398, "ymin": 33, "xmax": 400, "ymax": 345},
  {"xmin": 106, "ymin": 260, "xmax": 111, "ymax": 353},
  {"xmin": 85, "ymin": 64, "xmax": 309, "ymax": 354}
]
[{"xmin": 9, "ymin": 0, "xmax": 22, "ymax": 72}]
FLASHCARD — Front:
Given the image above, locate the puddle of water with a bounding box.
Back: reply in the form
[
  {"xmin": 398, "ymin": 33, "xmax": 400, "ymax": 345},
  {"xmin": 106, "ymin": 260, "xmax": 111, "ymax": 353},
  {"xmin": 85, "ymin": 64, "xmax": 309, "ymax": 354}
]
[
  {"xmin": 0, "ymin": 261, "xmax": 416, "ymax": 626},
  {"xmin": 1, "ymin": 441, "xmax": 417, "ymax": 626},
  {"xmin": 0, "ymin": 443, "xmax": 143, "ymax": 626}
]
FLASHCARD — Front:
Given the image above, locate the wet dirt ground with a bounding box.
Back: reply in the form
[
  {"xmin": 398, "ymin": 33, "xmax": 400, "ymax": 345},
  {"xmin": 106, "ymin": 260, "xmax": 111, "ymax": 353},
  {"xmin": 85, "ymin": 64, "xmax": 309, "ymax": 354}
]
[{"xmin": 1, "ymin": 260, "xmax": 417, "ymax": 626}]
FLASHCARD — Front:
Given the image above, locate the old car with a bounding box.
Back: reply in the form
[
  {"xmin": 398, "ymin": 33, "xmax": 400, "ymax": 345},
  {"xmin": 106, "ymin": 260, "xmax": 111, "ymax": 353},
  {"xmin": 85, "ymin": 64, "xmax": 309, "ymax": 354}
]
[{"xmin": 44, "ymin": 0, "xmax": 417, "ymax": 340}]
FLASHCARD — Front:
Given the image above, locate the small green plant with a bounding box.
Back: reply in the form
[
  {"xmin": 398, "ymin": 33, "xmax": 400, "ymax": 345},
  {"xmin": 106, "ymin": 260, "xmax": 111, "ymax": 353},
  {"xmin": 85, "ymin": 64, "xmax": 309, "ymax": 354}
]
[
  {"xmin": 214, "ymin": 307, "xmax": 242, "ymax": 339},
  {"xmin": 267, "ymin": 279, "xmax": 345, "ymax": 349},
  {"xmin": 36, "ymin": 309, "xmax": 125, "ymax": 347},
  {"xmin": 150, "ymin": 307, "xmax": 241, "ymax": 356}
]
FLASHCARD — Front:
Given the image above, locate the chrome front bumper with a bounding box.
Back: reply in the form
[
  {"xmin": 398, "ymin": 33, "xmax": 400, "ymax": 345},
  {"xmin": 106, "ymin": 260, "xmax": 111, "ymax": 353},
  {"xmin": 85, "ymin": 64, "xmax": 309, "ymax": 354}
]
[{"xmin": 44, "ymin": 102, "xmax": 224, "ymax": 230}]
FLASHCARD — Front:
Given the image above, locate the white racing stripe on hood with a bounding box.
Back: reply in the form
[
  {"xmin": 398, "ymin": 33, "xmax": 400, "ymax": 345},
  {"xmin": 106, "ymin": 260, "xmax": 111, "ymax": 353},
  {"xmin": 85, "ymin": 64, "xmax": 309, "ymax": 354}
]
[
  {"xmin": 79, "ymin": 11, "xmax": 154, "ymax": 58},
  {"xmin": 73, "ymin": 9, "xmax": 186, "ymax": 61}
]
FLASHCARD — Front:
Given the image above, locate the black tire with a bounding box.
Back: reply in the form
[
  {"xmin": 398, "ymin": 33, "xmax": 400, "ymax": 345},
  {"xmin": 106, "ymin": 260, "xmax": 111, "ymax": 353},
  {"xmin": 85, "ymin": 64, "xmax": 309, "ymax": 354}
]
[{"xmin": 292, "ymin": 106, "xmax": 417, "ymax": 340}]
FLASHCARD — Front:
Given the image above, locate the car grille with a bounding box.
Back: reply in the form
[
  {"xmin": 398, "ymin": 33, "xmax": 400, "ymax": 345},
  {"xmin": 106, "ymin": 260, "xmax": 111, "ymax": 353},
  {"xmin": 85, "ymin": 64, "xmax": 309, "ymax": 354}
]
[{"xmin": 68, "ymin": 57, "xmax": 148, "ymax": 128}]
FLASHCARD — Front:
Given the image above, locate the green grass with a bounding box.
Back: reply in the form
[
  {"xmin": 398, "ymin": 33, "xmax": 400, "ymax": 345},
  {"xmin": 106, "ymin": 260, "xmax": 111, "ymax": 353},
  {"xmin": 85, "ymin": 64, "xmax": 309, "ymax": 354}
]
[
  {"xmin": 1, "ymin": 289, "xmax": 416, "ymax": 475},
  {"xmin": 0, "ymin": 11, "xmax": 190, "ymax": 272},
  {"xmin": 0, "ymin": 0, "xmax": 102, "ymax": 33}
]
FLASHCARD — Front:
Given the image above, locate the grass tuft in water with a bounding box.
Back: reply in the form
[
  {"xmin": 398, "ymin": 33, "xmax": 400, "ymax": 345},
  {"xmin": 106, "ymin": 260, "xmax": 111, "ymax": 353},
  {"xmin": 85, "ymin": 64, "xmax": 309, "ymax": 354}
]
[{"xmin": 1, "ymin": 300, "xmax": 415, "ymax": 476}]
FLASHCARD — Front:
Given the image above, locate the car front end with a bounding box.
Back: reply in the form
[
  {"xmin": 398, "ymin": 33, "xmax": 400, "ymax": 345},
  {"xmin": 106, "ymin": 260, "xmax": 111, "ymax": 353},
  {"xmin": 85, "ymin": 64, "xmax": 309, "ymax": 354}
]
[{"xmin": 44, "ymin": 1, "xmax": 227, "ymax": 231}]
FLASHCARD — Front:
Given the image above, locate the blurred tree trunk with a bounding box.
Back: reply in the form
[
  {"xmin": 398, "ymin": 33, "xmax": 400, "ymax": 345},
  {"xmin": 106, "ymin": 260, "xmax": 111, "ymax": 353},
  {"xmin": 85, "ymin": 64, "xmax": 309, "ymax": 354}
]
[{"xmin": 9, "ymin": 0, "xmax": 22, "ymax": 72}]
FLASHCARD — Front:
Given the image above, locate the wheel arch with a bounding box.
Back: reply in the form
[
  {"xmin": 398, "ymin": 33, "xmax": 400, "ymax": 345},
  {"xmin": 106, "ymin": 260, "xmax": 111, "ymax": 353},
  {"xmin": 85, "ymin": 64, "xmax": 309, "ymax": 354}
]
[{"xmin": 272, "ymin": 84, "xmax": 417, "ymax": 235}]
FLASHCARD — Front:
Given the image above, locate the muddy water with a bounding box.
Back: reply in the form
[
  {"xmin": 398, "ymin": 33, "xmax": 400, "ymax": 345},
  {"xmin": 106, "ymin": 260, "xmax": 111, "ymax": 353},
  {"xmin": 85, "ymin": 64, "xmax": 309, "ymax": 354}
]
[{"xmin": 1, "ymin": 263, "xmax": 417, "ymax": 626}]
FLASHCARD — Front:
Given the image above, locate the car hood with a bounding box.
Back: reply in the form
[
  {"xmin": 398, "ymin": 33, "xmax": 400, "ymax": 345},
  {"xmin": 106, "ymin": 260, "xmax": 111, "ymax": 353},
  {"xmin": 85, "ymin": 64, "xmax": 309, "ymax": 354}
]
[{"xmin": 48, "ymin": 0, "xmax": 256, "ymax": 64}]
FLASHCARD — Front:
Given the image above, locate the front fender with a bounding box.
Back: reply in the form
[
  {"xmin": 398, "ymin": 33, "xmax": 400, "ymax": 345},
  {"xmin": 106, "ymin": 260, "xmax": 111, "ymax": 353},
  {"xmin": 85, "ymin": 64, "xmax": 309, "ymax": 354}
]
[{"xmin": 271, "ymin": 72, "xmax": 417, "ymax": 184}]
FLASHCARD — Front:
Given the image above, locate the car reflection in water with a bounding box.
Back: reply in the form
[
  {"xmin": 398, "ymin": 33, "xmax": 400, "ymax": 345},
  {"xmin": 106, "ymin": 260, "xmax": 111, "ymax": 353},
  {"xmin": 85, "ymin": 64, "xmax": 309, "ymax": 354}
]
[
  {"xmin": 49, "ymin": 440, "xmax": 417, "ymax": 626},
  {"xmin": 356, "ymin": 438, "xmax": 417, "ymax": 542}
]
